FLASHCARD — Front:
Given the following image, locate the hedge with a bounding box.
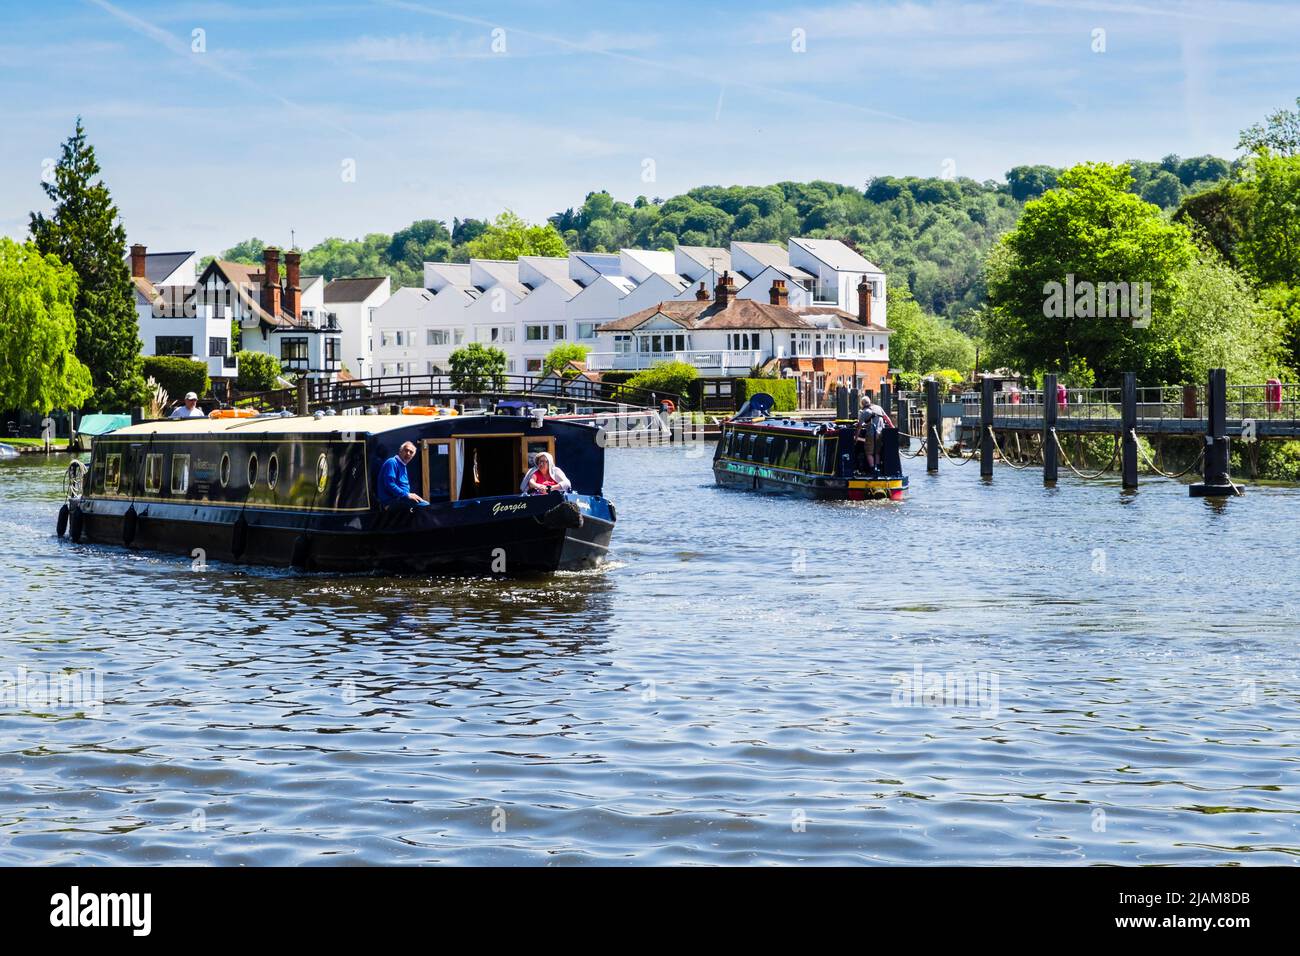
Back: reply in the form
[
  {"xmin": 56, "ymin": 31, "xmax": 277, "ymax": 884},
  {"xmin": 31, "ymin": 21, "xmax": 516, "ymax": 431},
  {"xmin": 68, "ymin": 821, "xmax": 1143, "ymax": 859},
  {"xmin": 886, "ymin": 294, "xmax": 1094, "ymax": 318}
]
[
  {"xmin": 142, "ymin": 355, "xmax": 209, "ymax": 404},
  {"xmin": 624, "ymin": 361, "xmax": 699, "ymax": 407},
  {"xmin": 738, "ymin": 377, "xmax": 797, "ymax": 411}
]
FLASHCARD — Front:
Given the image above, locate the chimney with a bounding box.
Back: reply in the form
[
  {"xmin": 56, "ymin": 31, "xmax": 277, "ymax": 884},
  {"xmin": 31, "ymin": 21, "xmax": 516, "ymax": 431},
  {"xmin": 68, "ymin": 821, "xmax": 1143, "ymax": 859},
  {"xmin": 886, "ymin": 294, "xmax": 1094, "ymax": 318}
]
[
  {"xmin": 695, "ymin": 282, "xmax": 709, "ymax": 301},
  {"xmin": 769, "ymin": 279, "xmax": 788, "ymax": 307},
  {"xmin": 284, "ymin": 250, "xmax": 302, "ymax": 318},
  {"xmin": 262, "ymin": 247, "xmax": 281, "ymax": 316},
  {"xmin": 857, "ymin": 274, "xmax": 873, "ymax": 325},
  {"xmin": 130, "ymin": 244, "xmax": 147, "ymax": 279},
  {"xmin": 715, "ymin": 270, "xmax": 736, "ymax": 307}
]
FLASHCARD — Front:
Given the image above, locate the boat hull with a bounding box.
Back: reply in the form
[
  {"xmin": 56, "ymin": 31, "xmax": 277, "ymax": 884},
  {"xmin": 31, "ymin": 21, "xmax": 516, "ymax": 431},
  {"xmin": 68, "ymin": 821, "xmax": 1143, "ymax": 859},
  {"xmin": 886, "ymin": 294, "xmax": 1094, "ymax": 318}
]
[
  {"xmin": 71, "ymin": 492, "xmax": 614, "ymax": 575},
  {"xmin": 713, "ymin": 459, "xmax": 907, "ymax": 500}
]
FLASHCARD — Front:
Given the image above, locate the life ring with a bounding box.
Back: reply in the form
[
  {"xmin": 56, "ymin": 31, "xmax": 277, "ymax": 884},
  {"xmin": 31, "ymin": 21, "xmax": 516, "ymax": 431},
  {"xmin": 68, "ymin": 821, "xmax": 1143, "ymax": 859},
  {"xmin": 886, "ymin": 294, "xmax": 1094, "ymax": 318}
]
[
  {"xmin": 291, "ymin": 534, "xmax": 311, "ymax": 570},
  {"xmin": 68, "ymin": 505, "xmax": 84, "ymax": 543},
  {"xmin": 122, "ymin": 506, "xmax": 138, "ymax": 546},
  {"xmin": 659, "ymin": 399, "xmax": 676, "ymax": 414},
  {"xmin": 231, "ymin": 516, "xmax": 248, "ymax": 560},
  {"xmin": 56, "ymin": 504, "xmax": 69, "ymax": 538}
]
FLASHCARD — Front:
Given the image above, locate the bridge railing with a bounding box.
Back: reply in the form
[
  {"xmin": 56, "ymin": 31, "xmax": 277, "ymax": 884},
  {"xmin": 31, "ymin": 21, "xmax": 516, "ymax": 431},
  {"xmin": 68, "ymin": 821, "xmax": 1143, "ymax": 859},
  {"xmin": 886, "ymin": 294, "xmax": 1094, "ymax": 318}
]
[{"xmin": 232, "ymin": 373, "xmax": 684, "ymax": 414}]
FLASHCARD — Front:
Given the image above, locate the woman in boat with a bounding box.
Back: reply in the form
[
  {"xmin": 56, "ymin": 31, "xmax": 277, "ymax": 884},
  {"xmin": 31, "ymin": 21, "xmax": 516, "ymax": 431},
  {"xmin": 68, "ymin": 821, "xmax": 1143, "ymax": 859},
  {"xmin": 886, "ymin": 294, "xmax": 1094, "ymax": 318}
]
[{"xmin": 521, "ymin": 451, "xmax": 571, "ymax": 495}]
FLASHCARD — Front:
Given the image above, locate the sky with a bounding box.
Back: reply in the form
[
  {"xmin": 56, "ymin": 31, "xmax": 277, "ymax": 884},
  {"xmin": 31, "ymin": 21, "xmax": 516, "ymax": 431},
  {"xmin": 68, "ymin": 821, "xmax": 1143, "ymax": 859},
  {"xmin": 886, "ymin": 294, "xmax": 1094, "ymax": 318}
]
[{"xmin": 1, "ymin": 0, "xmax": 1298, "ymax": 256}]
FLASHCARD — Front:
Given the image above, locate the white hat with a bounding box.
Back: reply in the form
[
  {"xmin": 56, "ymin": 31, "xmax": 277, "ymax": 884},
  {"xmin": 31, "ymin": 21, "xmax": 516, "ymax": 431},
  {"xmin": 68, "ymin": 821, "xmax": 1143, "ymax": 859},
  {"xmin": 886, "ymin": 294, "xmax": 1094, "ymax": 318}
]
[{"xmin": 184, "ymin": 392, "xmax": 198, "ymax": 401}]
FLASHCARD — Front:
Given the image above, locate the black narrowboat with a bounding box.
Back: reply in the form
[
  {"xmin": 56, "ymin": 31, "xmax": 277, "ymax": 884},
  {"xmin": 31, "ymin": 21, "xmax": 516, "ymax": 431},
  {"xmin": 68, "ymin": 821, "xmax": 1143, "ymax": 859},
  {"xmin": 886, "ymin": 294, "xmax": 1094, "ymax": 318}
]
[
  {"xmin": 712, "ymin": 393, "xmax": 908, "ymax": 500},
  {"xmin": 59, "ymin": 406, "xmax": 615, "ymax": 574}
]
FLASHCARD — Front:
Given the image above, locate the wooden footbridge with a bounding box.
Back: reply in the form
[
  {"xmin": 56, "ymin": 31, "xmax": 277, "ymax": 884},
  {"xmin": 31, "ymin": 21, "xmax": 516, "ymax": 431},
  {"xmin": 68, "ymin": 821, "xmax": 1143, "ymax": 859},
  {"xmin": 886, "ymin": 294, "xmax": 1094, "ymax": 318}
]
[{"xmin": 895, "ymin": 369, "xmax": 1297, "ymax": 497}]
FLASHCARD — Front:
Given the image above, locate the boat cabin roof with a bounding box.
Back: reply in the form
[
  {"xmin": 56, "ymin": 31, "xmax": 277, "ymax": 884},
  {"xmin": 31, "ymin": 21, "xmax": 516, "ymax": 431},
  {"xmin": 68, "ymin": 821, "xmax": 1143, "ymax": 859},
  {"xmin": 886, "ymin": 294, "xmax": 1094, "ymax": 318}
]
[{"xmin": 108, "ymin": 414, "xmax": 467, "ymax": 439}]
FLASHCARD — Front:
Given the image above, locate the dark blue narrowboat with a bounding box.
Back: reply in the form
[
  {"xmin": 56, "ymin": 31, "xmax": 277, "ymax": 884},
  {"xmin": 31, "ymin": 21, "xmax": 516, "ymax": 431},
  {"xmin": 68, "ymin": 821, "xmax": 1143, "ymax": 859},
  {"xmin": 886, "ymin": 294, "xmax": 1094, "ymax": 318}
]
[
  {"xmin": 712, "ymin": 393, "xmax": 908, "ymax": 500},
  {"xmin": 59, "ymin": 405, "xmax": 615, "ymax": 574}
]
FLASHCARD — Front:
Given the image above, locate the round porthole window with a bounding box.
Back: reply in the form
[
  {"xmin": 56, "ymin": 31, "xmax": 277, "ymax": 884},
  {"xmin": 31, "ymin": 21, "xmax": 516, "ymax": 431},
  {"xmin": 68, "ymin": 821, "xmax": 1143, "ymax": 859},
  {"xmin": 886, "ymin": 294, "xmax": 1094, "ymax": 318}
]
[
  {"xmin": 316, "ymin": 453, "xmax": 328, "ymax": 493},
  {"xmin": 219, "ymin": 453, "xmax": 231, "ymax": 487},
  {"xmin": 247, "ymin": 453, "xmax": 259, "ymax": 487},
  {"xmin": 267, "ymin": 454, "xmax": 279, "ymax": 489}
]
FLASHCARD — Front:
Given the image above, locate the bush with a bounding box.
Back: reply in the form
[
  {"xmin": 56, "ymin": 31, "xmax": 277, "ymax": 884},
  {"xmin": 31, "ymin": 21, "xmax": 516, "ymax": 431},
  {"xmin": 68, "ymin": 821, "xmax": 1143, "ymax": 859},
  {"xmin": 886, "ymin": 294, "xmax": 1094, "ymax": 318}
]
[
  {"xmin": 925, "ymin": 369, "xmax": 965, "ymax": 390},
  {"xmin": 624, "ymin": 361, "xmax": 698, "ymax": 405},
  {"xmin": 449, "ymin": 342, "xmax": 507, "ymax": 391},
  {"xmin": 738, "ymin": 377, "xmax": 797, "ymax": 411},
  {"xmin": 542, "ymin": 342, "xmax": 591, "ymax": 376},
  {"xmin": 598, "ymin": 370, "xmax": 637, "ymax": 387},
  {"xmin": 141, "ymin": 355, "xmax": 209, "ymax": 402},
  {"xmin": 235, "ymin": 351, "xmax": 281, "ymax": 392}
]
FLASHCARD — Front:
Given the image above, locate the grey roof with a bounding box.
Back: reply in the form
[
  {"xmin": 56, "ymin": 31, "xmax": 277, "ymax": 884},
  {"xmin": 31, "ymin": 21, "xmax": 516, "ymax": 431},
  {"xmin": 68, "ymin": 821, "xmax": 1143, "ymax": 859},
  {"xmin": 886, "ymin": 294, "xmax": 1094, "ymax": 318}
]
[
  {"xmin": 472, "ymin": 260, "xmax": 526, "ymax": 298},
  {"xmin": 790, "ymin": 237, "xmax": 882, "ymax": 274},
  {"xmin": 574, "ymin": 253, "xmax": 622, "ymax": 275},
  {"xmin": 678, "ymin": 245, "xmax": 731, "ymax": 273},
  {"xmin": 520, "ymin": 256, "xmax": 581, "ymax": 296},
  {"xmin": 126, "ymin": 250, "xmax": 194, "ymax": 285},
  {"xmin": 426, "ymin": 262, "xmax": 473, "ymax": 289},
  {"xmin": 324, "ymin": 276, "xmax": 388, "ymax": 303}
]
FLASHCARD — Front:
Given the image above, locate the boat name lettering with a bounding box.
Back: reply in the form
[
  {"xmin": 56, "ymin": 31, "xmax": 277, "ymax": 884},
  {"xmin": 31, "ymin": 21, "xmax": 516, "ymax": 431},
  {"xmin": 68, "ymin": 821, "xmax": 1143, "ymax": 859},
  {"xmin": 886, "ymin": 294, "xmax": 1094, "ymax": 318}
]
[{"xmin": 492, "ymin": 501, "xmax": 530, "ymax": 515}]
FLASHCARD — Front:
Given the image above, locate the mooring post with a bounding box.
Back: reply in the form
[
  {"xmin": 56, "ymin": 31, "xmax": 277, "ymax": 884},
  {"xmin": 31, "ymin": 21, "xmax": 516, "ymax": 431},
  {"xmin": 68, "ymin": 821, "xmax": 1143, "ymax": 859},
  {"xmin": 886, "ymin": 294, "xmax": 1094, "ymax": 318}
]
[
  {"xmin": 925, "ymin": 379, "xmax": 940, "ymax": 473},
  {"xmin": 1121, "ymin": 371, "xmax": 1138, "ymax": 489},
  {"xmin": 880, "ymin": 382, "xmax": 892, "ymax": 419},
  {"xmin": 848, "ymin": 387, "xmax": 860, "ymax": 419},
  {"xmin": 1191, "ymin": 367, "xmax": 1236, "ymax": 497},
  {"xmin": 296, "ymin": 374, "xmax": 310, "ymax": 416},
  {"xmin": 1042, "ymin": 374, "xmax": 1058, "ymax": 484},
  {"xmin": 836, "ymin": 387, "xmax": 849, "ymax": 420},
  {"xmin": 980, "ymin": 376, "xmax": 994, "ymax": 478},
  {"xmin": 897, "ymin": 396, "xmax": 912, "ymax": 449}
]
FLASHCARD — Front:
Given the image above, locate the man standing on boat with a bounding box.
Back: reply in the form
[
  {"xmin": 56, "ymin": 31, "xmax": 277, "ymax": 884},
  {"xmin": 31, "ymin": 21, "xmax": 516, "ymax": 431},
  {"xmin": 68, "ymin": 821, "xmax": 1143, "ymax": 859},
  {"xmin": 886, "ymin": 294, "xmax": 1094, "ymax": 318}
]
[
  {"xmin": 169, "ymin": 392, "xmax": 206, "ymax": 419},
  {"xmin": 378, "ymin": 441, "xmax": 428, "ymax": 509}
]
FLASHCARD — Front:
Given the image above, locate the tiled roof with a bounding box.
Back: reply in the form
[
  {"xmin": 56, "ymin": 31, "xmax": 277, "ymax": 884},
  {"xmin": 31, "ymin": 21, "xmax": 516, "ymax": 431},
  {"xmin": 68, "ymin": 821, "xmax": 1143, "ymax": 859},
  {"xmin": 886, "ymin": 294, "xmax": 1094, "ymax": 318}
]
[
  {"xmin": 598, "ymin": 298, "xmax": 891, "ymax": 335},
  {"xmin": 324, "ymin": 276, "xmax": 388, "ymax": 303}
]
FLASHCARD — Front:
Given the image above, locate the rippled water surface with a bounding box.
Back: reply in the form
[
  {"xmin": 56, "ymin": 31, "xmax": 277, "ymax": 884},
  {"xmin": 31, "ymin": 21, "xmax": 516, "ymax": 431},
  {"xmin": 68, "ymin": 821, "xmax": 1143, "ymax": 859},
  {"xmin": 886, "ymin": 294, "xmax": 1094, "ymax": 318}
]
[{"xmin": 1, "ymin": 448, "xmax": 1297, "ymax": 865}]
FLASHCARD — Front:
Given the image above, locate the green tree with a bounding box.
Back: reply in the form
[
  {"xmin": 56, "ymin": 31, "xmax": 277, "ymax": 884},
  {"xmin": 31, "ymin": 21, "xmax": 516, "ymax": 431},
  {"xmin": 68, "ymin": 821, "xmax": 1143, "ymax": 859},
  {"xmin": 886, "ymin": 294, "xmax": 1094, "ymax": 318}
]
[
  {"xmin": 1238, "ymin": 152, "xmax": 1300, "ymax": 287},
  {"xmin": 1174, "ymin": 180, "xmax": 1253, "ymax": 266},
  {"xmin": 449, "ymin": 342, "xmax": 507, "ymax": 391},
  {"xmin": 0, "ymin": 238, "xmax": 94, "ymax": 412},
  {"xmin": 464, "ymin": 211, "xmax": 568, "ymax": 261},
  {"xmin": 885, "ymin": 286, "xmax": 977, "ymax": 376},
  {"xmin": 1238, "ymin": 97, "xmax": 1300, "ymax": 156},
  {"xmin": 234, "ymin": 350, "xmax": 283, "ymax": 392},
  {"xmin": 541, "ymin": 342, "xmax": 591, "ymax": 376},
  {"xmin": 141, "ymin": 355, "xmax": 209, "ymax": 402},
  {"xmin": 624, "ymin": 360, "xmax": 698, "ymax": 405},
  {"xmin": 29, "ymin": 118, "xmax": 147, "ymax": 410},
  {"xmin": 985, "ymin": 163, "xmax": 1198, "ymax": 383}
]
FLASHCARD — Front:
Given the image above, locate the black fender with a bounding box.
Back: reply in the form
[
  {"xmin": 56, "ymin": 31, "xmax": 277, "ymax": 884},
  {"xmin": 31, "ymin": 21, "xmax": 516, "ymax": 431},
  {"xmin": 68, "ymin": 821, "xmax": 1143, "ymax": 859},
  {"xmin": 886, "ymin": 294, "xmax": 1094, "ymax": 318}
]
[
  {"xmin": 231, "ymin": 515, "xmax": 248, "ymax": 560},
  {"xmin": 56, "ymin": 504, "xmax": 69, "ymax": 538},
  {"xmin": 69, "ymin": 504, "xmax": 84, "ymax": 543},
  {"xmin": 290, "ymin": 533, "xmax": 311, "ymax": 571},
  {"xmin": 539, "ymin": 499, "xmax": 584, "ymax": 531},
  {"xmin": 122, "ymin": 506, "xmax": 138, "ymax": 546}
]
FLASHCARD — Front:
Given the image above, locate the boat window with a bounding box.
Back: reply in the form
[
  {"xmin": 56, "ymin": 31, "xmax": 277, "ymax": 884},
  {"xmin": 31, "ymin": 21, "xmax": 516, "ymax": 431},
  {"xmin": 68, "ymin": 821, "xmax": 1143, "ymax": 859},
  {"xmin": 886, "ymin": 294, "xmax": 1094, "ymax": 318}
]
[
  {"xmin": 316, "ymin": 453, "xmax": 328, "ymax": 493},
  {"xmin": 144, "ymin": 453, "xmax": 163, "ymax": 493},
  {"xmin": 267, "ymin": 454, "xmax": 280, "ymax": 489},
  {"xmin": 105, "ymin": 453, "xmax": 121, "ymax": 493},
  {"xmin": 170, "ymin": 454, "xmax": 190, "ymax": 494},
  {"xmin": 220, "ymin": 453, "xmax": 231, "ymax": 487},
  {"xmin": 247, "ymin": 453, "xmax": 259, "ymax": 487}
]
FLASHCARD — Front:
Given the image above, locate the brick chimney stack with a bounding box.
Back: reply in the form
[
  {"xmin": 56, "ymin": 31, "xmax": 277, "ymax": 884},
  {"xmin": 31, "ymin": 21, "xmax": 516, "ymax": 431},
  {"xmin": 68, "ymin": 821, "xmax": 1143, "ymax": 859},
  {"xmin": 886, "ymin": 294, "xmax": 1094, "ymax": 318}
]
[
  {"xmin": 769, "ymin": 279, "xmax": 788, "ymax": 307},
  {"xmin": 695, "ymin": 282, "xmax": 709, "ymax": 301},
  {"xmin": 284, "ymin": 250, "xmax": 302, "ymax": 318},
  {"xmin": 715, "ymin": 270, "xmax": 736, "ymax": 307},
  {"xmin": 858, "ymin": 274, "xmax": 873, "ymax": 325},
  {"xmin": 130, "ymin": 244, "xmax": 147, "ymax": 279},
  {"xmin": 262, "ymin": 247, "xmax": 282, "ymax": 316}
]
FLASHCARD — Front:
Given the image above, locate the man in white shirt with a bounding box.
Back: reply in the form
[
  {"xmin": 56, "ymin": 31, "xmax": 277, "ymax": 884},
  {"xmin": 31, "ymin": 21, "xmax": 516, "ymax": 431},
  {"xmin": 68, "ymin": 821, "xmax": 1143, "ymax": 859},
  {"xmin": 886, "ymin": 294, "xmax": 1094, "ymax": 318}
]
[{"xmin": 169, "ymin": 392, "xmax": 206, "ymax": 419}]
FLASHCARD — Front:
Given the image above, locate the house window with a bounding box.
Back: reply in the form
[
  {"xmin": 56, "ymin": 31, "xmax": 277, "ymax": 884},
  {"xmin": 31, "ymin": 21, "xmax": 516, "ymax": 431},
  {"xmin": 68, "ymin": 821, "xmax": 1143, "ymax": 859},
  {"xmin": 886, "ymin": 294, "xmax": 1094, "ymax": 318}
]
[
  {"xmin": 728, "ymin": 333, "xmax": 758, "ymax": 351},
  {"xmin": 209, "ymin": 337, "xmax": 228, "ymax": 357},
  {"xmin": 281, "ymin": 338, "xmax": 308, "ymax": 362},
  {"xmin": 105, "ymin": 454, "xmax": 121, "ymax": 493},
  {"xmin": 501, "ymin": 327, "xmax": 515, "ymax": 343},
  {"xmin": 576, "ymin": 322, "xmax": 597, "ymax": 339},
  {"xmin": 526, "ymin": 358, "xmax": 543, "ymax": 372},
  {"xmin": 506, "ymin": 359, "xmax": 516, "ymax": 373},
  {"xmin": 325, "ymin": 337, "xmax": 340, "ymax": 366},
  {"xmin": 453, "ymin": 328, "xmax": 465, "ymax": 345},
  {"xmin": 525, "ymin": 325, "xmax": 549, "ymax": 341},
  {"xmin": 553, "ymin": 324, "xmax": 565, "ymax": 340},
  {"xmin": 614, "ymin": 334, "xmax": 632, "ymax": 355},
  {"xmin": 380, "ymin": 363, "xmax": 396, "ymax": 376},
  {"xmin": 155, "ymin": 336, "xmax": 193, "ymax": 357},
  {"xmin": 427, "ymin": 329, "xmax": 450, "ymax": 346},
  {"xmin": 170, "ymin": 454, "xmax": 190, "ymax": 494},
  {"xmin": 380, "ymin": 331, "xmax": 396, "ymax": 348}
]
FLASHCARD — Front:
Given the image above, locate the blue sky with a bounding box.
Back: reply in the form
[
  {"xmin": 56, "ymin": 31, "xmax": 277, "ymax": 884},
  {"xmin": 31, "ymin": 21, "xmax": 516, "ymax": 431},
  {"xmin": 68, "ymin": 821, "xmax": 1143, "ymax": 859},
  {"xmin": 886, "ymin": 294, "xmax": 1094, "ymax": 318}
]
[{"xmin": 2, "ymin": 0, "xmax": 1298, "ymax": 256}]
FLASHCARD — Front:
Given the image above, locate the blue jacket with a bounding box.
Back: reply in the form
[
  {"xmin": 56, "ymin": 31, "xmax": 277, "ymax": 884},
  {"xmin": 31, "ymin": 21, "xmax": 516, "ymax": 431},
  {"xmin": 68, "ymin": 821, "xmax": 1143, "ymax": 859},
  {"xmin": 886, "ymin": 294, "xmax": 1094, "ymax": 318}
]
[{"xmin": 377, "ymin": 454, "xmax": 411, "ymax": 506}]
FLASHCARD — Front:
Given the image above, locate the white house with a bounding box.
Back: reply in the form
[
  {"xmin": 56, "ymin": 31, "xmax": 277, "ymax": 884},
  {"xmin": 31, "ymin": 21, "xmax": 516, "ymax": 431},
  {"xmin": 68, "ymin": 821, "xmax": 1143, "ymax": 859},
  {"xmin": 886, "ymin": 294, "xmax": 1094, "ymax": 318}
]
[
  {"xmin": 128, "ymin": 244, "xmax": 238, "ymax": 387},
  {"xmin": 197, "ymin": 247, "xmax": 342, "ymax": 382},
  {"xmin": 323, "ymin": 276, "xmax": 390, "ymax": 377}
]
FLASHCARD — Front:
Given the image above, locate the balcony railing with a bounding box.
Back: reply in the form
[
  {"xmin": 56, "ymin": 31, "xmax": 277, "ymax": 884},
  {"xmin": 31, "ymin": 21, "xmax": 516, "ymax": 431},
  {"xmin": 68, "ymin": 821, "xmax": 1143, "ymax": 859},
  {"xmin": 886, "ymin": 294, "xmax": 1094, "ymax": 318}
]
[{"xmin": 585, "ymin": 349, "xmax": 763, "ymax": 372}]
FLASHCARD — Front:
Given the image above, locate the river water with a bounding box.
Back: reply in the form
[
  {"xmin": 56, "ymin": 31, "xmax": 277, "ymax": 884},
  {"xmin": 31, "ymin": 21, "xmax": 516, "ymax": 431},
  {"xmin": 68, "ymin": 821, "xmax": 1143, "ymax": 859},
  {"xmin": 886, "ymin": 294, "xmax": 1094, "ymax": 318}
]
[{"xmin": 0, "ymin": 447, "xmax": 1297, "ymax": 865}]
